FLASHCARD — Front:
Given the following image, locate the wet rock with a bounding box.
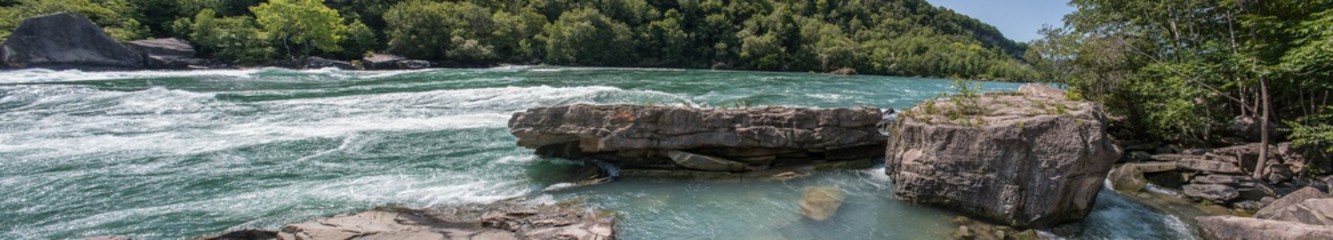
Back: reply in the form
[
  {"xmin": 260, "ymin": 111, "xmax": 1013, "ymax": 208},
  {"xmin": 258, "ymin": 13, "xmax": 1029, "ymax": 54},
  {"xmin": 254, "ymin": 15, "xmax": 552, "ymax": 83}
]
[
  {"xmin": 2, "ymin": 12, "xmax": 143, "ymax": 70},
  {"xmin": 1110, "ymin": 164, "xmax": 1148, "ymax": 192},
  {"xmin": 1196, "ymin": 216, "xmax": 1333, "ymax": 240},
  {"xmin": 666, "ymin": 150, "xmax": 748, "ymax": 172},
  {"xmin": 1183, "ymin": 184, "xmax": 1240, "ymax": 202},
  {"xmin": 82, "ymin": 236, "xmax": 132, "ymax": 240},
  {"xmin": 1126, "ymin": 151, "xmax": 1152, "ymax": 162},
  {"xmin": 509, "ymin": 104, "xmax": 884, "ymax": 172},
  {"xmin": 1255, "ymin": 187, "xmax": 1331, "ymax": 219},
  {"xmin": 303, "ymin": 57, "xmax": 357, "ymax": 70},
  {"xmin": 362, "ymin": 54, "xmax": 405, "ymax": 70},
  {"xmin": 798, "ymin": 187, "xmax": 846, "ymax": 221},
  {"xmin": 198, "ymin": 229, "xmax": 277, "ymax": 240},
  {"xmin": 397, "ymin": 60, "xmax": 431, "ymax": 69},
  {"xmin": 278, "ymin": 202, "xmax": 614, "ymax": 240},
  {"xmin": 885, "ymin": 84, "xmax": 1120, "ymax": 228}
]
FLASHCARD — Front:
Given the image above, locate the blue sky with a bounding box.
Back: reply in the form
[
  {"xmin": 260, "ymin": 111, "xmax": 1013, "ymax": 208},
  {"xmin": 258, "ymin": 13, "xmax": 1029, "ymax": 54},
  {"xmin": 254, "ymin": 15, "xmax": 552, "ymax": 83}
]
[{"xmin": 926, "ymin": 0, "xmax": 1075, "ymax": 42}]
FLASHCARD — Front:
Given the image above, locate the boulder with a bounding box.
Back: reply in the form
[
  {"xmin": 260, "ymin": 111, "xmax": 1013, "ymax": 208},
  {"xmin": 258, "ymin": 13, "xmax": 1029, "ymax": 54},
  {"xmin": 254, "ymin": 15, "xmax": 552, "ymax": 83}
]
[
  {"xmin": 362, "ymin": 54, "xmax": 405, "ymax": 70},
  {"xmin": 884, "ymin": 84, "xmax": 1121, "ymax": 228},
  {"xmin": 1262, "ymin": 198, "xmax": 1333, "ymax": 225},
  {"xmin": 1196, "ymin": 216, "xmax": 1333, "ymax": 240},
  {"xmin": 304, "ymin": 56, "xmax": 357, "ymax": 70},
  {"xmin": 798, "ymin": 187, "xmax": 846, "ymax": 221},
  {"xmin": 278, "ymin": 202, "xmax": 614, "ymax": 240},
  {"xmin": 199, "ymin": 229, "xmax": 278, "ymax": 240},
  {"xmin": 1110, "ymin": 164, "xmax": 1149, "ymax": 192},
  {"xmin": 1255, "ymin": 187, "xmax": 1331, "ymax": 219},
  {"xmin": 125, "ymin": 38, "xmax": 195, "ymax": 57},
  {"xmin": 1178, "ymin": 155, "xmax": 1243, "ymax": 174},
  {"xmin": 1183, "ymin": 184, "xmax": 1240, "ymax": 202},
  {"xmin": 509, "ymin": 104, "xmax": 885, "ymax": 173},
  {"xmin": 2, "ymin": 12, "xmax": 143, "ymax": 70}
]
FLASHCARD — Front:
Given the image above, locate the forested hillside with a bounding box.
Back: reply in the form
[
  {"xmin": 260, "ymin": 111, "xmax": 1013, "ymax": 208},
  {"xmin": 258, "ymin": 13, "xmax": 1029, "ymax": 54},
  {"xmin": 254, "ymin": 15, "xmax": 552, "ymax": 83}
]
[
  {"xmin": 1026, "ymin": 0, "xmax": 1333, "ymax": 167},
  {"xmin": 0, "ymin": 0, "xmax": 1038, "ymax": 81}
]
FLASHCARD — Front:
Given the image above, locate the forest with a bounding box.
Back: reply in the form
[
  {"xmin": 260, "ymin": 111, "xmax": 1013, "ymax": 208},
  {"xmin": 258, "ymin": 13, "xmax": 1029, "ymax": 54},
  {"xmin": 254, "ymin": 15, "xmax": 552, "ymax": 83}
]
[
  {"xmin": 1026, "ymin": 0, "xmax": 1333, "ymax": 169},
  {"xmin": 0, "ymin": 0, "xmax": 1039, "ymax": 81}
]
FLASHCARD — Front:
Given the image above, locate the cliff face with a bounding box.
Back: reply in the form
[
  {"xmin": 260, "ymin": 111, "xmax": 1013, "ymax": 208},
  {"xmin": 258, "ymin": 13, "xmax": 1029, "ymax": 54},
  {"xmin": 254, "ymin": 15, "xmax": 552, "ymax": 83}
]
[
  {"xmin": 885, "ymin": 85, "xmax": 1121, "ymax": 228},
  {"xmin": 508, "ymin": 104, "xmax": 886, "ymax": 174}
]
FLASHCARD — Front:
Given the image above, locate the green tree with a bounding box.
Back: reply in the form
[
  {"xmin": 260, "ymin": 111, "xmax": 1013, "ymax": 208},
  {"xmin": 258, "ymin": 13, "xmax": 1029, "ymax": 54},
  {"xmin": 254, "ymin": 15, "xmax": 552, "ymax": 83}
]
[
  {"xmin": 250, "ymin": 0, "xmax": 346, "ymax": 57},
  {"xmin": 0, "ymin": 0, "xmax": 148, "ymax": 40},
  {"xmin": 186, "ymin": 9, "xmax": 271, "ymax": 64},
  {"xmin": 543, "ymin": 8, "xmax": 635, "ymax": 65},
  {"xmin": 383, "ymin": 0, "xmax": 495, "ymax": 61}
]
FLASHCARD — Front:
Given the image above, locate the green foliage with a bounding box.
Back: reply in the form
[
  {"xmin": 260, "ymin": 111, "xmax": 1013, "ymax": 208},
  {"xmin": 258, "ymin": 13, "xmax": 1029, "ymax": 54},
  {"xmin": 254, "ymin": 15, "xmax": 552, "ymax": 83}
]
[
  {"xmin": 186, "ymin": 9, "xmax": 271, "ymax": 64},
  {"xmin": 947, "ymin": 79, "xmax": 985, "ymax": 117},
  {"xmin": 0, "ymin": 0, "xmax": 148, "ymax": 40},
  {"xmin": 1287, "ymin": 106, "xmax": 1333, "ymax": 153},
  {"xmin": 383, "ymin": 0, "xmax": 496, "ymax": 62},
  {"xmin": 251, "ymin": 0, "xmax": 347, "ymax": 56},
  {"xmin": 544, "ymin": 7, "xmax": 634, "ymax": 66}
]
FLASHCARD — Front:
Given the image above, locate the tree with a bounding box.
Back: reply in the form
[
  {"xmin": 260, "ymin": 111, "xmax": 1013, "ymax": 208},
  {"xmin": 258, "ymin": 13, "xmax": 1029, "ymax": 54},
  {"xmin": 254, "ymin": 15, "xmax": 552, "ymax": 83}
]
[
  {"xmin": 0, "ymin": 0, "xmax": 148, "ymax": 40},
  {"xmin": 543, "ymin": 8, "xmax": 635, "ymax": 65},
  {"xmin": 383, "ymin": 0, "xmax": 495, "ymax": 61},
  {"xmin": 250, "ymin": 0, "xmax": 346, "ymax": 57},
  {"xmin": 186, "ymin": 9, "xmax": 272, "ymax": 64}
]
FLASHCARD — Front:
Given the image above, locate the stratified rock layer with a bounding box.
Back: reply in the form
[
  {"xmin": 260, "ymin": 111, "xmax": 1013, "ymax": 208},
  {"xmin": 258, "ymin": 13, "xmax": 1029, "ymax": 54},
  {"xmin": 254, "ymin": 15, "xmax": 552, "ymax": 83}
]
[
  {"xmin": 2, "ymin": 12, "xmax": 143, "ymax": 70},
  {"xmin": 885, "ymin": 84, "xmax": 1121, "ymax": 228},
  {"xmin": 508, "ymin": 104, "xmax": 885, "ymax": 173},
  {"xmin": 1196, "ymin": 216, "xmax": 1333, "ymax": 240}
]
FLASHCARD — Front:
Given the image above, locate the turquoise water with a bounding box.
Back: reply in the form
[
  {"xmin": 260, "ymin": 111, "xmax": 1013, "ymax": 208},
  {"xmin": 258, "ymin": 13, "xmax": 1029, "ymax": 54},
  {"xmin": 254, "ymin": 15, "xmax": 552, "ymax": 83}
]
[{"xmin": 0, "ymin": 67, "xmax": 1191, "ymax": 239}]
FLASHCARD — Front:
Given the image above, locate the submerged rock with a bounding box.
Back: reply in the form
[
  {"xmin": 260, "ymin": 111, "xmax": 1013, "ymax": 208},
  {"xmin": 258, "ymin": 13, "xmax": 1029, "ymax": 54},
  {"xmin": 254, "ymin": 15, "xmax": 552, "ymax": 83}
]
[
  {"xmin": 885, "ymin": 84, "xmax": 1121, "ymax": 228},
  {"xmin": 798, "ymin": 187, "xmax": 846, "ymax": 221},
  {"xmin": 508, "ymin": 104, "xmax": 885, "ymax": 176},
  {"xmin": 2, "ymin": 12, "xmax": 144, "ymax": 70},
  {"xmin": 277, "ymin": 202, "xmax": 614, "ymax": 240}
]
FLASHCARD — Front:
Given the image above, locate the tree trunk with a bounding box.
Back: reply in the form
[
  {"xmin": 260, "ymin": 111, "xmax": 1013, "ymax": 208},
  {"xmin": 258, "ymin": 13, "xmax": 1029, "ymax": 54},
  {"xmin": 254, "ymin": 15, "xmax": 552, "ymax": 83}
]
[{"xmin": 1253, "ymin": 76, "xmax": 1271, "ymax": 179}]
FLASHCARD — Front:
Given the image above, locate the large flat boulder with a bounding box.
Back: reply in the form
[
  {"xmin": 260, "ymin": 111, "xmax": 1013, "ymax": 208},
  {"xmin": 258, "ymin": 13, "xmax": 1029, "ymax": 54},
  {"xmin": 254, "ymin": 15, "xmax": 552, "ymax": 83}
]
[
  {"xmin": 1196, "ymin": 216, "xmax": 1333, "ymax": 240},
  {"xmin": 509, "ymin": 104, "xmax": 885, "ymax": 173},
  {"xmin": 2, "ymin": 12, "xmax": 143, "ymax": 70},
  {"xmin": 125, "ymin": 38, "xmax": 195, "ymax": 57},
  {"xmin": 884, "ymin": 84, "xmax": 1121, "ymax": 228}
]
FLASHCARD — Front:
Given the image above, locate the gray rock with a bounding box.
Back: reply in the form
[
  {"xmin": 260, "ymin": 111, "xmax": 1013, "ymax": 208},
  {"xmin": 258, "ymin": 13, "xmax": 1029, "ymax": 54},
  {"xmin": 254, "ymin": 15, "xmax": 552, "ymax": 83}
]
[
  {"xmin": 1179, "ymin": 156, "xmax": 1243, "ymax": 174},
  {"xmin": 1184, "ymin": 184, "xmax": 1240, "ymax": 202},
  {"xmin": 884, "ymin": 84, "xmax": 1121, "ymax": 228},
  {"xmin": 1150, "ymin": 153, "xmax": 1191, "ymax": 161},
  {"xmin": 798, "ymin": 187, "xmax": 846, "ymax": 221},
  {"xmin": 199, "ymin": 229, "xmax": 277, "ymax": 240},
  {"xmin": 125, "ymin": 38, "xmax": 195, "ymax": 57},
  {"xmin": 666, "ymin": 150, "xmax": 748, "ymax": 172},
  {"xmin": 509, "ymin": 104, "xmax": 884, "ymax": 171},
  {"xmin": 1255, "ymin": 187, "xmax": 1331, "ymax": 219},
  {"xmin": 1232, "ymin": 200, "xmax": 1263, "ymax": 212},
  {"xmin": 1196, "ymin": 216, "xmax": 1333, "ymax": 240},
  {"xmin": 1127, "ymin": 151, "xmax": 1152, "ymax": 162},
  {"xmin": 303, "ymin": 56, "xmax": 357, "ymax": 70},
  {"xmin": 1263, "ymin": 198, "xmax": 1333, "ymax": 225},
  {"xmin": 279, "ymin": 202, "xmax": 614, "ymax": 240},
  {"xmin": 2, "ymin": 12, "xmax": 143, "ymax": 70},
  {"xmin": 1110, "ymin": 164, "xmax": 1148, "ymax": 192},
  {"xmin": 397, "ymin": 60, "xmax": 431, "ymax": 69},
  {"xmin": 362, "ymin": 53, "xmax": 405, "ymax": 70}
]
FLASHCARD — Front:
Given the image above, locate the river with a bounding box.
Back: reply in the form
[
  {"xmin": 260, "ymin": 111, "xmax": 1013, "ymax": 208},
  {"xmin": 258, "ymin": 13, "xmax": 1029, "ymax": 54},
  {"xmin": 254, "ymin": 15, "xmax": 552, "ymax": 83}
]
[{"xmin": 0, "ymin": 67, "xmax": 1193, "ymax": 239}]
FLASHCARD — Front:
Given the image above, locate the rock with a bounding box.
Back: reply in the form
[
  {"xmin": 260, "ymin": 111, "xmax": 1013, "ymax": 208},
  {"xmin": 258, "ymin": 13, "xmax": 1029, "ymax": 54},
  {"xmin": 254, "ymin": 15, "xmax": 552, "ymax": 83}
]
[
  {"xmin": 1179, "ymin": 156, "xmax": 1243, "ymax": 174},
  {"xmin": 885, "ymin": 84, "xmax": 1121, "ymax": 228},
  {"xmin": 1126, "ymin": 151, "xmax": 1152, "ymax": 162},
  {"xmin": 829, "ymin": 67, "xmax": 856, "ymax": 75},
  {"xmin": 1150, "ymin": 153, "xmax": 1191, "ymax": 161},
  {"xmin": 303, "ymin": 56, "xmax": 357, "ymax": 70},
  {"xmin": 81, "ymin": 237, "xmax": 131, "ymax": 240},
  {"xmin": 144, "ymin": 55, "xmax": 211, "ymax": 70},
  {"xmin": 2, "ymin": 12, "xmax": 143, "ymax": 70},
  {"xmin": 509, "ymin": 104, "xmax": 884, "ymax": 172},
  {"xmin": 1184, "ymin": 184, "xmax": 1240, "ymax": 202},
  {"xmin": 1110, "ymin": 164, "xmax": 1148, "ymax": 192},
  {"xmin": 798, "ymin": 187, "xmax": 846, "ymax": 221},
  {"xmin": 1228, "ymin": 116, "xmax": 1269, "ymax": 142},
  {"xmin": 1196, "ymin": 216, "xmax": 1333, "ymax": 240},
  {"xmin": 199, "ymin": 229, "xmax": 278, "ymax": 240},
  {"xmin": 1017, "ymin": 84, "xmax": 1066, "ymax": 99},
  {"xmin": 278, "ymin": 202, "xmax": 614, "ymax": 240},
  {"xmin": 362, "ymin": 54, "xmax": 405, "ymax": 70},
  {"xmin": 1232, "ymin": 200, "xmax": 1263, "ymax": 212},
  {"xmin": 666, "ymin": 150, "xmax": 749, "ymax": 172},
  {"xmin": 1255, "ymin": 187, "xmax": 1331, "ymax": 219},
  {"xmin": 397, "ymin": 60, "xmax": 431, "ymax": 69},
  {"xmin": 1263, "ymin": 198, "xmax": 1333, "ymax": 225},
  {"xmin": 125, "ymin": 38, "xmax": 195, "ymax": 57}
]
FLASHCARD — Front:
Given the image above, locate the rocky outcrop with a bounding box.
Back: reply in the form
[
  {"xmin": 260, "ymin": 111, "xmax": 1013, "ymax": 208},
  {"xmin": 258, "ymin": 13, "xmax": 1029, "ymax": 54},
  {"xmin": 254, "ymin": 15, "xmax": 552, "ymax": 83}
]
[
  {"xmin": 2, "ymin": 12, "xmax": 143, "ymax": 70},
  {"xmin": 1262, "ymin": 198, "xmax": 1333, "ymax": 225},
  {"xmin": 125, "ymin": 38, "xmax": 195, "ymax": 57},
  {"xmin": 508, "ymin": 104, "xmax": 886, "ymax": 177},
  {"xmin": 303, "ymin": 56, "xmax": 358, "ymax": 70},
  {"xmin": 1254, "ymin": 187, "xmax": 1330, "ymax": 219},
  {"xmin": 277, "ymin": 202, "xmax": 614, "ymax": 240},
  {"xmin": 363, "ymin": 54, "xmax": 431, "ymax": 70},
  {"xmin": 798, "ymin": 187, "xmax": 846, "ymax": 221},
  {"xmin": 884, "ymin": 84, "xmax": 1121, "ymax": 228},
  {"xmin": 1196, "ymin": 216, "xmax": 1333, "ymax": 240}
]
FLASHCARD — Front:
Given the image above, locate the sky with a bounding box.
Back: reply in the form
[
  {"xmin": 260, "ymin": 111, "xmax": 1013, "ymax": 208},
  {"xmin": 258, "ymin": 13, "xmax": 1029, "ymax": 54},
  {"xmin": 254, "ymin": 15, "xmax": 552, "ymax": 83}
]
[{"xmin": 926, "ymin": 0, "xmax": 1076, "ymax": 42}]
